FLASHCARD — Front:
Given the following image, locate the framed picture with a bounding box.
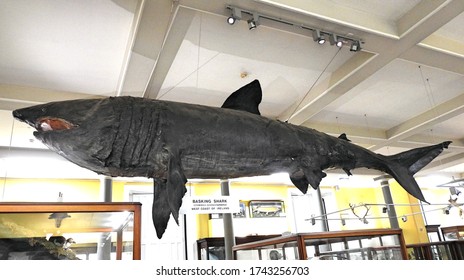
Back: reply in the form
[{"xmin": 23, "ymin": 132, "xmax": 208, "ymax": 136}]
[{"xmin": 249, "ymin": 200, "xmax": 285, "ymax": 218}]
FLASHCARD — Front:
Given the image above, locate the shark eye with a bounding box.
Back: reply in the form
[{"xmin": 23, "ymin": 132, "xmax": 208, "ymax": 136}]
[{"xmin": 40, "ymin": 121, "xmax": 52, "ymax": 131}]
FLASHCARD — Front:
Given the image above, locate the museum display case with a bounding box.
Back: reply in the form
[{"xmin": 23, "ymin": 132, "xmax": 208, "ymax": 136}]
[
  {"xmin": 0, "ymin": 202, "xmax": 141, "ymax": 260},
  {"xmin": 407, "ymin": 240, "xmax": 464, "ymax": 260},
  {"xmin": 196, "ymin": 235, "xmax": 280, "ymax": 260},
  {"xmin": 441, "ymin": 225, "xmax": 464, "ymax": 240},
  {"xmin": 232, "ymin": 228, "xmax": 407, "ymax": 260}
]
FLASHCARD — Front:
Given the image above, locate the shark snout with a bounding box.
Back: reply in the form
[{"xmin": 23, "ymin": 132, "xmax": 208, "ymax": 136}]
[{"xmin": 12, "ymin": 109, "xmax": 23, "ymax": 120}]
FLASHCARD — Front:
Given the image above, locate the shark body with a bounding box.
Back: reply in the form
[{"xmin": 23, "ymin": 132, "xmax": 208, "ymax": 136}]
[{"xmin": 13, "ymin": 80, "xmax": 451, "ymax": 238}]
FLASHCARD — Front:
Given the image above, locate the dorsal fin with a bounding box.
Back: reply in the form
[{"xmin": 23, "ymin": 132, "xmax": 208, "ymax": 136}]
[
  {"xmin": 338, "ymin": 133, "xmax": 351, "ymax": 142},
  {"xmin": 221, "ymin": 79, "xmax": 262, "ymax": 115}
]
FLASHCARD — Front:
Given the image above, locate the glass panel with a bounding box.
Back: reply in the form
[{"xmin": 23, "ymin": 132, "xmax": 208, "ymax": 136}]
[
  {"xmin": 235, "ymin": 241, "xmax": 299, "ymax": 260},
  {"xmin": 380, "ymin": 234, "xmax": 399, "ymax": 246},
  {"xmin": 235, "ymin": 248, "xmax": 260, "ymax": 260},
  {"xmin": 0, "ymin": 211, "xmax": 134, "ymax": 260},
  {"xmin": 208, "ymin": 246, "xmax": 225, "ymax": 260},
  {"xmin": 361, "ymin": 236, "xmax": 381, "ymax": 248}
]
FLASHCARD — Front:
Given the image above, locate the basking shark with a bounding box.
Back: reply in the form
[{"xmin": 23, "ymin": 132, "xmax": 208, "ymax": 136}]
[{"xmin": 13, "ymin": 80, "xmax": 451, "ymax": 238}]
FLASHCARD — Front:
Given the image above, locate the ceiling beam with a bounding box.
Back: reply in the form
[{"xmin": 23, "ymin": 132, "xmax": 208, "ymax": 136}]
[
  {"xmin": 116, "ymin": 0, "xmax": 176, "ymax": 97},
  {"xmin": 419, "ymin": 152, "xmax": 464, "ymax": 174},
  {"xmin": 0, "ymin": 84, "xmax": 103, "ymax": 111},
  {"xmin": 144, "ymin": 6, "xmax": 196, "ymax": 99},
  {"xmin": 369, "ymin": 92, "xmax": 464, "ymax": 150},
  {"xmin": 400, "ymin": 45, "xmax": 464, "ymax": 76},
  {"xmin": 303, "ymin": 120, "xmax": 464, "ymax": 152}
]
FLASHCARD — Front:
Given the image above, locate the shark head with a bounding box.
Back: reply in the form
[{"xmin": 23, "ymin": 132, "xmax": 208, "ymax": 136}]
[{"xmin": 13, "ymin": 98, "xmax": 118, "ymax": 175}]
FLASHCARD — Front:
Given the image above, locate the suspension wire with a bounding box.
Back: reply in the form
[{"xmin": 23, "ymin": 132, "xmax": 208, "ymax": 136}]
[
  {"xmin": 158, "ymin": 14, "xmax": 220, "ymax": 100},
  {"xmin": 418, "ymin": 65, "xmax": 446, "ymax": 168},
  {"xmin": 335, "ymin": 116, "xmax": 341, "ymax": 135},
  {"xmin": 286, "ymin": 47, "xmax": 342, "ymax": 122},
  {"xmin": 418, "ymin": 65, "xmax": 440, "ymax": 143},
  {"xmin": 363, "ymin": 113, "xmax": 373, "ymax": 147}
]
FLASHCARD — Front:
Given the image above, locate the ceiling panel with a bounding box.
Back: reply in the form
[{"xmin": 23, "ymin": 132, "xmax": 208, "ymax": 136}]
[
  {"xmin": 0, "ymin": 0, "xmax": 137, "ymax": 95},
  {"xmin": 433, "ymin": 12, "xmax": 464, "ymax": 42},
  {"xmin": 312, "ymin": 59, "xmax": 464, "ymax": 131},
  {"xmin": 329, "ymin": 0, "xmax": 421, "ymax": 22}
]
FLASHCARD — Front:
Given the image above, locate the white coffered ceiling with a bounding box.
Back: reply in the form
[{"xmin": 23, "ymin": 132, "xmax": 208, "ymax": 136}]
[{"xmin": 1, "ymin": 0, "xmax": 464, "ymax": 186}]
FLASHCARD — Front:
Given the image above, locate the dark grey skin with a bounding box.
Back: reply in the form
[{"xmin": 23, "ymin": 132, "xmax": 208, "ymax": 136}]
[{"xmin": 13, "ymin": 80, "xmax": 451, "ymax": 238}]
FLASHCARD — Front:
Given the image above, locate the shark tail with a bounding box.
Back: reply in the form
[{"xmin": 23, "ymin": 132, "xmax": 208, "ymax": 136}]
[{"xmin": 381, "ymin": 141, "xmax": 451, "ymax": 203}]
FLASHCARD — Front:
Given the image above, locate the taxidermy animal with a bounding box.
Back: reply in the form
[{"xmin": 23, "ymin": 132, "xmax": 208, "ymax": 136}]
[{"xmin": 12, "ymin": 80, "xmax": 451, "ymax": 238}]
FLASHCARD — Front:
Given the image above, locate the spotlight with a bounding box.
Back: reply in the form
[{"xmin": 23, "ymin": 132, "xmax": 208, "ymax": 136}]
[
  {"xmin": 247, "ymin": 13, "xmax": 259, "ymax": 30},
  {"xmin": 329, "ymin": 34, "xmax": 343, "ymax": 48},
  {"xmin": 227, "ymin": 7, "xmax": 241, "ymax": 25},
  {"xmin": 248, "ymin": 19, "xmax": 257, "ymax": 30},
  {"xmin": 227, "ymin": 16, "xmax": 236, "ymax": 25},
  {"xmin": 444, "ymin": 208, "xmax": 450, "ymax": 215},
  {"xmin": 350, "ymin": 40, "xmax": 361, "ymax": 52},
  {"xmin": 401, "ymin": 215, "xmax": 408, "ymax": 222},
  {"xmin": 312, "ymin": 30, "xmax": 325, "ymax": 44},
  {"xmin": 382, "ymin": 206, "xmax": 388, "ymax": 213}
]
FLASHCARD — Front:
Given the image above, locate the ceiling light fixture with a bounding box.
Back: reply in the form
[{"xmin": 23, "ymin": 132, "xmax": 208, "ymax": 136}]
[
  {"xmin": 350, "ymin": 40, "xmax": 361, "ymax": 52},
  {"xmin": 227, "ymin": 7, "xmax": 241, "ymax": 25},
  {"xmin": 312, "ymin": 29, "xmax": 325, "ymax": 44},
  {"xmin": 225, "ymin": 5, "xmax": 363, "ymax": 51},
  {"xmin": 329, "ymin": 34, "xmax": 343, "ymax": 48},
  {"xmin": 247, "ymin": 13, "xmax": 259, "ymax": 30}
]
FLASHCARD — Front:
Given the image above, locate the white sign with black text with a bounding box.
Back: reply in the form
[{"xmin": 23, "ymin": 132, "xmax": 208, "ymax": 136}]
[{"xmin": 180, "ymin": 196, "xmax": 240, "ymax": 214}]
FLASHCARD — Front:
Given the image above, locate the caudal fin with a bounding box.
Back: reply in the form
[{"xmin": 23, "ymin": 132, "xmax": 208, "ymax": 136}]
[{"xmin": 383, "ymin": 141, "xmax": 451, "ymax": 203}]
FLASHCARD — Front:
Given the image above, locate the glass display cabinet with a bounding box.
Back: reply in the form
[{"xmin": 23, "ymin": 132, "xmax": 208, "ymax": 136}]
[
  {"xmin": 197, "ymin": 235, "xmax": 280, "ymax": 260},
  {"xmin": 232, "ymin": 228, "xmax": 407, "ymax": 260},
  {"xmin": 407, "ymin": 240, "xmax": 464, "ymax": 260},
  {"xmin": 0, "ymin": 202, "xmax": 141, "ymax": 260},
  {"xmin": 441, "ymin": 225, "xmax": 464, "ymax": 240}
]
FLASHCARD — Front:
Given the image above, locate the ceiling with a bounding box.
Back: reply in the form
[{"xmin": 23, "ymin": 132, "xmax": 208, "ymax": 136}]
[{"xmin": 1, "ymin": 0, "xmax": 464, "ymax": 187}]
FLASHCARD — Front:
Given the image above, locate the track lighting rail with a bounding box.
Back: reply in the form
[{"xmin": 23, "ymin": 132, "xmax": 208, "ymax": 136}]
[{"xmin": 226, "ymin": 5, "xmax": 363, "ymax": 51}]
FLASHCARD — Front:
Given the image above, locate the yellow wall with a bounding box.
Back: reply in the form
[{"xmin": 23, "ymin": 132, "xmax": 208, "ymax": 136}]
[{"xmin": 389, "ymin": 181, "xmax": 428, "ymax": 244}]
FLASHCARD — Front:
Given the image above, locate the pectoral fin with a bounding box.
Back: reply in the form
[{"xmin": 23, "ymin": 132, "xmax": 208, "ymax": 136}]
[
  {"xmin": 152, "ymin": 151, "xmax": 187, "ymax": 239},
  {"xmin": 304, "ymin": 169, "xmax": 327, "ymax": 190},
  {"xmin": 153, "ymin": 178, "xmax": 171, "ymax": 239},
  {"xmin": 290, "ymin": 168, "xmax": 327, "ymax": 193},
  {"xmin": 290, "ymin": 170, "xmax": 309, "ymax": 194},
  {"xmin": 166, "ymin": 151, "xmax": 187, "ymax": 224}
]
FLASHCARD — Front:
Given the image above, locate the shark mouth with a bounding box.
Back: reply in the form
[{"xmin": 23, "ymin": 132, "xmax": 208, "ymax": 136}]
[{"xmin": 36, "ymin": 117, "xmax": 77, "ymax": 132}]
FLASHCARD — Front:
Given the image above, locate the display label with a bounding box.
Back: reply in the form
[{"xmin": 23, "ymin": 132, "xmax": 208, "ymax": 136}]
[{"xmin": 180, "ymin": 196, "xmax": 240, "ymax": 214}]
